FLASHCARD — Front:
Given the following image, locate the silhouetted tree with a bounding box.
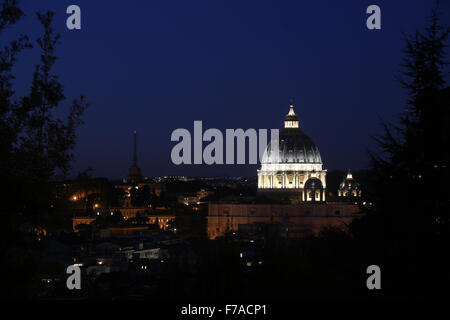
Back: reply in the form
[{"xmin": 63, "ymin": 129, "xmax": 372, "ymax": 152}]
[
  {"xmin": 0, "ymin": 1, "xmax": 87, "ymax": 298},
  {"xmin": 351, "ymin": 5, "xmax": 450, "ymax": 298}
]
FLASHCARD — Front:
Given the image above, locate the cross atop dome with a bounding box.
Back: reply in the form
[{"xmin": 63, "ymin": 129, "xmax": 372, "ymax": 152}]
[{"xmin": 285, "ymin": 101, "xmax": 299, "ymax": 128}]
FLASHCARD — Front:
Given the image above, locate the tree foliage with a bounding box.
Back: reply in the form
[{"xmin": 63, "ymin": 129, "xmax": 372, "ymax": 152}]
[
  {"xmin": 354, "ymin": 6, "xmax": 450, "ymax": 297},
  {"xmin": 1, "ymin": 3, "xmax": 87, "ymax": 226},
  {"xmin": 0, "ymin": 1, "xmax": 87, "ymax": 298}
]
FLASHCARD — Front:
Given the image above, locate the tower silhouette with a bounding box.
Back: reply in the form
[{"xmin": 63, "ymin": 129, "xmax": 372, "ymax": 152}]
[{"xmin": 127, "ymin": 130, "xmax": 143, "ymax": 183}]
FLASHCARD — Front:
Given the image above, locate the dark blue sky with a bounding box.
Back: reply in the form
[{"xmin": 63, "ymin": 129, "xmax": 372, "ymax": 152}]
[{"xmin": 5, "ymin": 0, "xmax": 450, "ymax": 179}]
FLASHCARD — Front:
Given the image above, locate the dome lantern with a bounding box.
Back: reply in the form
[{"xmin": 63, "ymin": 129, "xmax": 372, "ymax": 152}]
[{"xmin": 284, "ymin": 103, "xmax": 299, "ymax": 128}]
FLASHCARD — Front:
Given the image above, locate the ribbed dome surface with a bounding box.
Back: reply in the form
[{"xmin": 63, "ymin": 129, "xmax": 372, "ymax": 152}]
[{"xmin": 262, "ymin": 128, "xmax": 322, "ymax": 164}]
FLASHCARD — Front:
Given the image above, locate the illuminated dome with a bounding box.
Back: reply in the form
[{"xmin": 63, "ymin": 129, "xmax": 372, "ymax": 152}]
[
  {"xmin": 339, "ymin": 173, "xmax": 360, "ymax": 190},
  {"xmin": 257, "ymin": 102, "xmax": 327, "ymax": 203},
  {"xmin": 338, "ymin": 171, "xmax": 362, "ymax": 198},
  {"xmin": 262, "ymin": 126, "xmax": 322, "ymax": 164},
  {"xmin": 262, "ymin": 103, "xmax": 322, "ymax": 164}
]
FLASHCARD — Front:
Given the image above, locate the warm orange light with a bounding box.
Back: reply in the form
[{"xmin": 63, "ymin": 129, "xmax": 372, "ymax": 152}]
[
  {"xmin": 94, "ymin": 203, "xmax": 99, "ymax": 208},
  {"xmin": 72, "ymin": 196, "xmax": 78, "ymax": 201}
]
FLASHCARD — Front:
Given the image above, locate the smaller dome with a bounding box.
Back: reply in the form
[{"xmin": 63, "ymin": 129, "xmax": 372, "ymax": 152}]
[
  {"xmin": 339, "ymin": 171, "xmax": 360, "ymax": 190},
  {"xmin": 304, "ymin": 178, "xmax": 323, "ymax": 189}
]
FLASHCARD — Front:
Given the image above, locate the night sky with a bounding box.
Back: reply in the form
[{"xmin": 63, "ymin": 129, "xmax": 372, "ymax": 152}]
[{"xmin": 6, "ymin": 0, "xmax": 450, "ymax": 179}]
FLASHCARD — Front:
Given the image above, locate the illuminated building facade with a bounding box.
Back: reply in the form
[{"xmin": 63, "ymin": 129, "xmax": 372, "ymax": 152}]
[
  {"xmin": 207, "ymin": 203, "xmax": 361, "ymax": 239},
  {"xmin": 257, "ymin": 103, "xmax": 327, "ymax": 203}
]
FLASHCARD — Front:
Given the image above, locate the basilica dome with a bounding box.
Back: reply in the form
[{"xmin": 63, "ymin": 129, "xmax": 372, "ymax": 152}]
[
  {"xmin": 262, "ymin": 104, "xmax": 322, "ymax": 164},
  {"xmin": 257, "ymin": 102, "xmax": 327, "ymax": 203}
]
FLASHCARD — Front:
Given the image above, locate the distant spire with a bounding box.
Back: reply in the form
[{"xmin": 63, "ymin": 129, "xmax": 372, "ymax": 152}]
[
  {"xmin": 133, "ymin": 130, "xmax": 137, "ymax": 166},
  {"xmin": 127, "ymin": 130, "xmax": 143, "ymax": 183}
]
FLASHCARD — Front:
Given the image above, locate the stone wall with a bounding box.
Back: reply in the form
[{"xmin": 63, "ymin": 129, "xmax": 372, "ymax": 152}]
[{"xmin": 207, "ymin": 203, "xmax": 362, "ymax": 239}]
